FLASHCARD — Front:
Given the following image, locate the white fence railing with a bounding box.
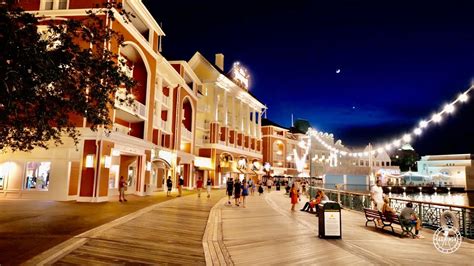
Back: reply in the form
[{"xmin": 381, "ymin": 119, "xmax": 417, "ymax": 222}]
[
  {"xmin": 115, "ymin": 89, "xmax": 146, "ymax": 119},
  {"xmin": 181, "ymin": 127, "xmax": 193, "ymax": 140},
  {"xmin": 113, "ymin": 123, "xmax": 130, "ymax": 135}
]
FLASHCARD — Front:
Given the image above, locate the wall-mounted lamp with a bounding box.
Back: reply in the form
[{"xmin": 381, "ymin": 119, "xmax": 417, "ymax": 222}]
[{"xmin": 85, "ymin": 154, "xmax": 94, "ymax": 168}]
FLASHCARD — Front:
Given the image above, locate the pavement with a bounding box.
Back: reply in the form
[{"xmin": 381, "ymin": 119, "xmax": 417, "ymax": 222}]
[
  {"xmin": 0, "ymin": 190, "xmax": 197, "ymax": 265},
  {"xmin": 2, "ymin": 189, "xmax": 474, "ymax": 265}
]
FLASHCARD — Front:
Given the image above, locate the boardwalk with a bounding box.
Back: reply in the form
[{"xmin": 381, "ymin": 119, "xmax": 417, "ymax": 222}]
[
  {"xmin": 25, "ymin": 189, "xmax": 473, "ymax": 265},
  {"xmin": 213, "ymin": 191, "xmax": 474, "ymax": 265},
  {"xmin": 25, "ymin": 191, "xmax": 225, "ymax": 265}
]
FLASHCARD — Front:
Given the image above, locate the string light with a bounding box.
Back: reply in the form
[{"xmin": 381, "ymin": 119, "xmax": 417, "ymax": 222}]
[{"xmin": 304, "ymin": 85, "xmax": 473, "ymax": 157}]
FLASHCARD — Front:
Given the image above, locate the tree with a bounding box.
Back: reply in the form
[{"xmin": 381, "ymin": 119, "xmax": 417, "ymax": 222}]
[{"xmin": 0, "ymin": 2, "xmax": 136, "ymax": 151}]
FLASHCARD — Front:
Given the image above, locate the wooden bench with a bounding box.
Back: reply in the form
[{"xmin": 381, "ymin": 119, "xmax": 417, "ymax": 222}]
[{"xmin": 363, "ymin": 208, "xmax": 416, "ymax": 238}]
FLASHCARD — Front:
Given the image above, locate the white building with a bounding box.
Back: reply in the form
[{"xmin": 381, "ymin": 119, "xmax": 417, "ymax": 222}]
[{"xmin": 417, "ymin": 154, "xmax": 474, "ymax": 189}]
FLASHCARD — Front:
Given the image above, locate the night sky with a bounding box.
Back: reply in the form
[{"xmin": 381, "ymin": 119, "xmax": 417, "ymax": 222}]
[{"xmin": 145, "ymin": 0, "xmax": 474, "ymax": 155}]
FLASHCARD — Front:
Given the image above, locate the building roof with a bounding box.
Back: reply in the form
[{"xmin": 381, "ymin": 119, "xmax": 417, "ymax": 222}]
[{"xmin": 261, "ymin": 118, "xmax": 289, "ymax": 129}]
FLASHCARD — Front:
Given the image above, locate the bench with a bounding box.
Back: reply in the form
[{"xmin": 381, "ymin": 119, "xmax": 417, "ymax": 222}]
[{"xmin": 363, "ymin": 208, "xmax": 416, "ymax": 238}]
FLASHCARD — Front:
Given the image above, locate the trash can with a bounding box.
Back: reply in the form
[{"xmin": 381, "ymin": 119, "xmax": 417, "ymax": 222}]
[{"xmin": 318, "ymin": 201, "xmax": 342, "ymax": 239}]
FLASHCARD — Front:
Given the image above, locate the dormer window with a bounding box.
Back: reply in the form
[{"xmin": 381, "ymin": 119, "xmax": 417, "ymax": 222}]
[{"xmin": 42, "ymin": 0, "xmax": 68, "ymax": 10}]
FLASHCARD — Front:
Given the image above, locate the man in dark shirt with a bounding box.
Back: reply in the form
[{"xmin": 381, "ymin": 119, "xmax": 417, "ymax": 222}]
[
  {"xmin": 177, "ymin": 176, "xmax": 184, "ymax": 197},
  {"xmin": 226, "ymin": 178, "xmax": 234, "ymax": 205},
  {"xmin": 166, "ymin": 176, "xmax": 172, "ymax": 197},
  {"xmin": 400, "ymin": 202, "xmax": 423, "ymax": 238}
]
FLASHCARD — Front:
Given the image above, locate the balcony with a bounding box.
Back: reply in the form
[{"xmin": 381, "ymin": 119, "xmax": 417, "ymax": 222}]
[
  {"xmin": 196, "ymin": 120, "xmax": 210, "ymax": 130},
  {"xmin": 162, "ymin": 95, "xmax": 171, "ymax": 107},
  {"xmin": 118, "ymin": 56, "xmax": 133, "ymax": 78},
  {"xmin": 181, "ymin": 127, "xmax": 193, "ymax": 140},
  {"xmin": 153, "ymin": 115, "xmax": 160, "ymax": 128},
  {"xmin": 161, "ymin": 120, "xmax": 170, "ymax": 133},
  {"xmin": 197, "ymin": 104, "xmax": 210, "ymax": 113},
  {"xmin": 115, "ymin": 89, "xmax": 146, "ymax": 121},
  {"xmin": 218, "ymin": 140, "xmax": 226, "ymax": 146},
  {"xmin": 113, "ymin": 123, "xmax": 130, "ymax": 135}
]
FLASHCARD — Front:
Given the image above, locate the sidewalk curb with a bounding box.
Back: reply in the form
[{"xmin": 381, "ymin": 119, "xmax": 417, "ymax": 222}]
[{"xmin": 22, "ymin": 199, "xmax": 175, "ymax": 265}]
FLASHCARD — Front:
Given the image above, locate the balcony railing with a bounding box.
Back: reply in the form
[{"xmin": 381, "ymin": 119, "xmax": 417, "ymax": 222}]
[
  {"xmin": 161, "ymin": 120, "xmax": 169, "ymax": 132},
  {"xmin": 196, "ymin": 120, "xmax": 210, "ymax": 130},
  {"xmin": 181, "ymin": 127, "xmax": 193, "ymax": 140},
  {"xmin": 162, "ymin": 95, "xmax": 171, "ymax": 107},
  {"xmin": 118, "ymin": 56, "xmax": 133, "ymax": 78},
  {"xmin": 115, "ymin": 89, "xmax": 146, "ymax": 119},
  {"xmin": 153, "ymin": 115, "xmax": 160, "ymax": 128},
  {"xmin": 113, "ymin": 123, "xmax": 130, "ymax": 135},
  {"xmin": 197, "ymin": 104, "xmax": 210, "ymax": 113}
]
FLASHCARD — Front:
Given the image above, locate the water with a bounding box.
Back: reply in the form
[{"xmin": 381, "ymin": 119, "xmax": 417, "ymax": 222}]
[
  {"xmin": 320, "ymin": 183, "xmax": 474, "ymax": 207},
  {"xmin": 389, "ymin": 192, "xmax": 474, "ymax": 207}
]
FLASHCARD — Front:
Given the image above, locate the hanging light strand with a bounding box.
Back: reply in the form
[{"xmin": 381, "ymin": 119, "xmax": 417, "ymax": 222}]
[{"xmin": 305, "ymin": 86, "xmax": 473, "ymax": 157}]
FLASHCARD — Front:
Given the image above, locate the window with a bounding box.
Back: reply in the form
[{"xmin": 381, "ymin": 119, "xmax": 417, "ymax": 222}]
[
  {"xmin": 42, "ymin": 0, "xmax": 68, "ymax": 10},
  {"xmin": 25, "ymin": 162, "xmax": 51, "ymax": 190},
  {"xmin": 58, "ymin": 0, "xmax": 67, "ymax": 9},
  {"xmin": 44, "ymin": 0, "xmax": 54, "ymax": 10}
]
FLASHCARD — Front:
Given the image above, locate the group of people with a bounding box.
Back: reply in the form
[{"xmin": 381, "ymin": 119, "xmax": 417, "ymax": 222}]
[
  {"xmin": 226, "ymin": 178, "xmax": 256, "ymax": 207},
  {"xmin": 371, "ymin": 179, "xmax": 423, "ymax": 238},
  {"xmin": 299, "ymin": 190, "xmax": 329, "ymax": 213}
]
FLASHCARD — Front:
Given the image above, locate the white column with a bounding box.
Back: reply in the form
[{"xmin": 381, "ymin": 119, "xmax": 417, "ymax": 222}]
[
  {"xmin": 212, "ymin": 86, "xmax": 219, "ymax": 122},
  {"xmin": 246, "ymin": 104, "xmax": 251, "ymax": 135},
  {"xmin": 251, "ymin": 109, "xmax": 256, "ymax": 137},
  {"xmin": 231, "ymin": 96, "xmax": 236, "ymax": 130},
  {"xmin": 223, "ymin": 90, "xmax": 228, "ymax": 126},
  {"xmin": 257, "ymin": 111, "xmax": 262, "ymax": 138},
  {"xmin": 240, "ymin": 100, "xmax": 244, "ymax": 131},
  {"xmin": 156, "ymin": 76, "xmax": 163, "ymax": 128}
]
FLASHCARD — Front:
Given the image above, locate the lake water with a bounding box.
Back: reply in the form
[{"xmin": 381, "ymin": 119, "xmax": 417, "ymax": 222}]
[{"xmin": 318, "ymin": 183, "xmax": 474, "ymax": 207}]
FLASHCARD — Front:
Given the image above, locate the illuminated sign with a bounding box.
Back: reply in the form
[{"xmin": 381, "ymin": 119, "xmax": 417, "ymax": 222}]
[{"xmin": 231, "ymin": 62, "xmax": 250, "ymax": 90}]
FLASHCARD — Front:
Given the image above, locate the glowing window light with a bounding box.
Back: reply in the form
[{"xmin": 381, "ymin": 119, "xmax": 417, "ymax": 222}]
[
  {"xmin": 85, "ymin": 154, "xmax": 94, "ymax": 168},
  {"xmin": 385, "ymin": 144, "xmax": 392, "ymax": 151},
  {"xmin": 363, "ymin": 152, "xmax": 369, "ymax": 156},
  {"xmin": 414, "ymin": 128, "xmax": 422, "ymax": 135},
  {"xmin": 146, "ymin": 161, "xmax": 152, "ymax": 171},
  {"xmin": 377, "ymin": 148, "xmax": 384, "ymax": 153},
  {"xmin": 403, "ymin": 134, "xmax": 411, "ymax": 143},
  {"xmin": 419, "ymin": 120, "xmax": 428, "ymax": 128},
  {"xmin": 444, "ymin": 104, "xmax": 455, "ymax": 114},
  {"xmin": 432, "ymin": 113, "xmax": 442, "ymax": 123},
  {"xmin": 458, "ymin": 93, "xmax": 468, "ymax": 102}
]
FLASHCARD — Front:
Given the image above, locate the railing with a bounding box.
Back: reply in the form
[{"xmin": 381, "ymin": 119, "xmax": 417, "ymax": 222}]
[
  {"xmin": 161, "ymin": 120, "xmax": 170, "ymax": 132},
  {"xmin": 218, "ymin": 140, "xmax": 226, "ymax": 146},
  {"xmin": 112, "ymin": 123, "xmax": 130, "ymax": 135},
  {"xmin": 197, "ymin": 104, "xmax": 210, "ymax": 113},
  {"xmin": 309, "ymin": 186, "xmax": 474, "ymax": 239},
  {"xmin": 114, "ymin": 90, "xmax": 146, "ymax": 119},
  {"xmin": 153, "ymin": 115, "xmax": 160, "ymax": 128},
  {"xmin": 196, "ymin": 120, "xmax": 210, "ymax": 130},
  {"xmin": 162, "ymin": 95, "xmax": 170, "ymax": 107},
  {"xmin": 181, "ymin": 127, "xmax": 192, "ymax": 140}
]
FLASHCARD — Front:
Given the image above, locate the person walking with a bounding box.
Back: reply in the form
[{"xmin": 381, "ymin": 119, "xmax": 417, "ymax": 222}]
[
  {"xmin": 206, "ymin": 178, "xmax": 212, "ymax": 198},
  {"xmin": 177, "ymin": 175, "xmax": 184, "ymax": 197},
  {"xmin": 226, "ymin": 178, "xmax": 234, "ymax": 205},
  {"xmin": 258, "ymin": 181, "xmax": 264, "ymax": 195},
  {"xmin": 290, "ymin": 183, "xmax": 298, "ymax": 211},
  {"xmin": 118, "ymin": 175, "xmax": 127, "ymax": 202},
  {"xmin": 234, "ymin": 179, "xmax": 242, "ymax": 206},
  {"xmin": 241, "ymin": 178, "xmax": 249, "ymax": 208},
  {"xmin": 249, "ymin": 178, "xmax": 255, "ymax": 196},
  {"xmin": 166, "ymin": 176, "xmax": 172, "ymax": 197},
  {"xmin": 266, "ymin": 178, "xmax": 273, "ymax": 192},
  {"xmin": 196, "ymin": 177, "xmax": 203, "ymax": 198}
]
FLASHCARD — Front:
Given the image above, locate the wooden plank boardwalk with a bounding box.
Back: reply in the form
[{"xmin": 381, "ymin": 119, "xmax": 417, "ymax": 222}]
[
  {"xmin": 25, "ymin": 189, "xmax": 474, "ymax": 265},
  {"xmin": 213, "ymin": 191, "xmax": 474, "ymax": 265},
  {"xmin": 25, "ymin": 191, "xmax": 226, "ymax": 265}
]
